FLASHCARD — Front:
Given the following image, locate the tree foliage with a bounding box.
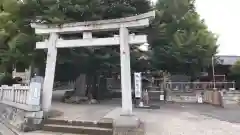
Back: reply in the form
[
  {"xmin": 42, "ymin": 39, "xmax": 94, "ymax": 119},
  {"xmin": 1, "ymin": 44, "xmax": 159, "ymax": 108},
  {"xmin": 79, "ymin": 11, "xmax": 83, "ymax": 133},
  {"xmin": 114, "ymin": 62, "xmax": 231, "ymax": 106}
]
[
  {"xmin": 24, "ymin": 0, "xmax": 151, "ymax": 23},
  {"xmin": 0, "ymin": 0, "xmax": 152, "ymax": 76},
  {"xmin": 230, "ymin": 61, "xmax": 240, "ymax": 76},
  {"xmin": 230, "ymin": 60, "xmax": 240, "ymax": 89},
  {"xmin": 0, "ymin": 0, "xmax": 37, "ymax": 73},
  {"xmin": 29, "ymin": 0, "xmax": 151, "ymax": 79},
  {"xmin": 0, "ymin": 0, "xmax": 218, "ymax": 81},
  {"xmin": 150, "ymin": 0, "xmax": 218, "ymax": 78}
]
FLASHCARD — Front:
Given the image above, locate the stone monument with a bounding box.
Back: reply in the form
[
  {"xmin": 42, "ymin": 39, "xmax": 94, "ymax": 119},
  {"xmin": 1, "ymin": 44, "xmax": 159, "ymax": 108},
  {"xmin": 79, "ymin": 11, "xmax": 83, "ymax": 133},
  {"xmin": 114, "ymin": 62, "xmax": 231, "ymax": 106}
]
[{"xmin": 63, "ymin": 74, "xmax": 89, "ymax": 103}]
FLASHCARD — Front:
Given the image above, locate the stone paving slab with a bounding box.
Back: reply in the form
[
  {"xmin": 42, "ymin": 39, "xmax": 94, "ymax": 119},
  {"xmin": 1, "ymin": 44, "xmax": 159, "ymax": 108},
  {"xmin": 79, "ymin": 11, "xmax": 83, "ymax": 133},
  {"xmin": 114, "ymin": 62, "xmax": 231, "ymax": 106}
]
[{"xmin": 20, "ymin": 131, "xmax": 86, "ymax": 135}]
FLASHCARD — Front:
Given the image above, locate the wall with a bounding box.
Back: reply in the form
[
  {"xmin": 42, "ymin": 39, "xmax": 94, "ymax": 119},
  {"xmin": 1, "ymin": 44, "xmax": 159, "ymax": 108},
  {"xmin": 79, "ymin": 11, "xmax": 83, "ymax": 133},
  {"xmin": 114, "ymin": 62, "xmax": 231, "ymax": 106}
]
[
  {"xmin": 0, "ymin": 83, "xmax": 43, "ymax": 132},
  {"xmin": 203, "ymin": 90, "xmax": 222, "ymax": 106},
  {"xmin": 166, "ymin": 91, "xmax": 200, "ymax": 103},
  {"xmin": 0, "ymin": 106, "xmax": 43, "ymax": 132},
  {"xmin": 202, "ymin": 90, "xmax": 240, "ymax": 108},
  {"xmin": 222, "ymin": 91, "xmax": 240, "ymax": 108}
]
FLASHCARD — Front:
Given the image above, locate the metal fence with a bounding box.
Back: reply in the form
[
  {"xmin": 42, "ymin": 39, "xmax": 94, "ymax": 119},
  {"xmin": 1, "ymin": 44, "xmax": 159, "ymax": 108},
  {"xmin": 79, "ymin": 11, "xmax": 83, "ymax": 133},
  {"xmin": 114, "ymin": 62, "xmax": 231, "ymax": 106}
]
[
  {"xmin": 53, "ymin": 78, "xmax": 236, "ymax": 93},
  {"xmin": 165, "ymin": 82, "xmax": 236, "ymax": 92}
]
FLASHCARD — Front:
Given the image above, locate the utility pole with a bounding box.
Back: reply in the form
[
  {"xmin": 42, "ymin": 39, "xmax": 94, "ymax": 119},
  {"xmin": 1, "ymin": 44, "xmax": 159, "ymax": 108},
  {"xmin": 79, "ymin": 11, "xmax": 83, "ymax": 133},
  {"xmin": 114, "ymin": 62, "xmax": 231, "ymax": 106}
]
[{"xmin": 212, "ymin": 56, "xmax": 216, "ymax": 89}]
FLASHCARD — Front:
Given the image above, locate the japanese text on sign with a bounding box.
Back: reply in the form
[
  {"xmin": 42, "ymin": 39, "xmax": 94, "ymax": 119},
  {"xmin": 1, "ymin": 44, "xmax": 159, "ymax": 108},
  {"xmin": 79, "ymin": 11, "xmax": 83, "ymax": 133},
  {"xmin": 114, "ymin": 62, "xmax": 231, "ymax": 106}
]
[{"xmin": 134, "ymin": 72, "xmax": 142, "ymax": 98}]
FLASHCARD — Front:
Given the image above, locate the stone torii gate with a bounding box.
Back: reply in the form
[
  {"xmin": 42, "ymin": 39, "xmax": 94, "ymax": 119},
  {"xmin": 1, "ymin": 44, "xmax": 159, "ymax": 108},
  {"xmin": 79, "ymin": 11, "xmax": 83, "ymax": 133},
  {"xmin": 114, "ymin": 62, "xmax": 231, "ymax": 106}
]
[{"xmin": 31, "ymin": 11, "xmax": 155, "ymax": 115}]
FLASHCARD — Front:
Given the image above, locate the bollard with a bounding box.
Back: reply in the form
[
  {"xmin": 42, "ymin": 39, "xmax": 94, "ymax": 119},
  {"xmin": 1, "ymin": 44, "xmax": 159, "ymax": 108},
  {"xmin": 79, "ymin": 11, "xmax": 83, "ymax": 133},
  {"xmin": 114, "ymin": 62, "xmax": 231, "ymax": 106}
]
[
  {"xmin": 143, "ymin": 90, "xmax": 149, "ymax": 105},
  {"xmin": 160, "ymin": 90, "xmax": 164, "ymax": 101}
]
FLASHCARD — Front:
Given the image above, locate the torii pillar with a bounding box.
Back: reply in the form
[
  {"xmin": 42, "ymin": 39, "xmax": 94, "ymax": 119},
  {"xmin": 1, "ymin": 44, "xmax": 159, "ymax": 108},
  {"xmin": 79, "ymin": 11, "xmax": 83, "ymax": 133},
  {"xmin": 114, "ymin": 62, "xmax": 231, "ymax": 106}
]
[{"xmin": 119, "ymin": 26, "xmax": 133, "ymax": 114}]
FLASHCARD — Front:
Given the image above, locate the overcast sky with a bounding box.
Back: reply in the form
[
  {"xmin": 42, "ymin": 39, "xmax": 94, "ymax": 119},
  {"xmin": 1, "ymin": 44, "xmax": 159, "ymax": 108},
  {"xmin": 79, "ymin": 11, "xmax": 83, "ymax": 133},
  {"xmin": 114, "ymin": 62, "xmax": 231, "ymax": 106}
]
[{"xmin": 151, "ymin": 0, "xmax": 240, "ymax": 56}]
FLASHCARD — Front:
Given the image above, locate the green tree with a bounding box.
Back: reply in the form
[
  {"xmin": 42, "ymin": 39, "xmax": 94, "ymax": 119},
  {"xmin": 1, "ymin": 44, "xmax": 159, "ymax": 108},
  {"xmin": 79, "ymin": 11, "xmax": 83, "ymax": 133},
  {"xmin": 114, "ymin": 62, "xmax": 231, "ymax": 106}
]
[
  {"xmin": 230, "ymin": 61, "xmax": 240, "ymax": 76},
  {"xmin": 0, "ymin": 0, "xmax": 151, "ymax": 75},
  {"xmin": 0, "ymin": 0, "xmax": 37, "ymax": 74},
  {"xmin": 230, "ymin": 60, "xmax": 240, "ymax": 89},
  {"xmin": 23, "ymin": 0, "xmax": 152, "ymax": 99},
  {"xmin": 230, "ymin": 61, "xmax": 240, "ymax": 79},
  {"xmin": 0, "ymin": 0, "xmax": 220, "ymax": 97},
  {"xmin": 150, "ymin": 0, "xmax": 218, "ymax": 79}
]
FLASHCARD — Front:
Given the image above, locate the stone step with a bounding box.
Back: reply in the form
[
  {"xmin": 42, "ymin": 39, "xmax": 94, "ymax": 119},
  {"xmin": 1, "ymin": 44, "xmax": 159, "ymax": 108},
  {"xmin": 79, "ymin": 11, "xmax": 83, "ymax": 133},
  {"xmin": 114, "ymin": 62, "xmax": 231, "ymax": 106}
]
[
  {"xmin": 44, "ymin": 118, "xmax": 113, "ymax": 129},
  {"xmin": 42, "ymin": 124, "xmax": 113, "ymax": 135},
  {"xmin": 171, "ymin": 92, "xmax": 196, "ymax": 96},
  {"xmin": 23, "ymin": 131, "xmax": 88, "ymax": 135}
]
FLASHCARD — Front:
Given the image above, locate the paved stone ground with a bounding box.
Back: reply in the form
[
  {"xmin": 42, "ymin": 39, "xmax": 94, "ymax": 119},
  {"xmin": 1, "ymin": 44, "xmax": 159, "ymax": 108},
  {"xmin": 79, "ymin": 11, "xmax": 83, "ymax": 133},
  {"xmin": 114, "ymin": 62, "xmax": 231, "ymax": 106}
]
[{"xmin": 1, "ymin": 90, "xmax": 240, "ymax": 135}]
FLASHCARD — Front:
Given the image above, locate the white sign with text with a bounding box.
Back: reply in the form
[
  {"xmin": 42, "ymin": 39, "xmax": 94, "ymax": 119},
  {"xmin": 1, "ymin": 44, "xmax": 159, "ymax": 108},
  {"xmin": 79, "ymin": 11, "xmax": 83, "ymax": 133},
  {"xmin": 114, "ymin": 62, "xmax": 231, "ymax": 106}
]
[
  {"xmin": 134, "ymin": 72, "xmax": 142, "ymax": 98},
  {"xmin": 27, "ymin": 82, "xmax": 41, "ymax": 106}
]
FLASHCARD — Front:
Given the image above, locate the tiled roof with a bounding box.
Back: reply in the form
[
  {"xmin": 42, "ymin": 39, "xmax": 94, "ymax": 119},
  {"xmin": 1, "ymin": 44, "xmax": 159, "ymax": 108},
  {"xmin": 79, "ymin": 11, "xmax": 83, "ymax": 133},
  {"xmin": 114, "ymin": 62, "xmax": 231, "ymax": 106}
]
[{"xmin": 216, "ymin": 55, "xmax": 240, "ymax": 65}]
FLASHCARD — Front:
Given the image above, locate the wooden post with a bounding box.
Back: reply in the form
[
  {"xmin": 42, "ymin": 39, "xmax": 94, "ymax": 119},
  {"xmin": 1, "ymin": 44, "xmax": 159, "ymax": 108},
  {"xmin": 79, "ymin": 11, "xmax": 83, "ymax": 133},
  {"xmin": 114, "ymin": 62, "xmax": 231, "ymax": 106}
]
[{"xmin": 42, "ymin": 33, "xmax": 59, "ymax": 112}]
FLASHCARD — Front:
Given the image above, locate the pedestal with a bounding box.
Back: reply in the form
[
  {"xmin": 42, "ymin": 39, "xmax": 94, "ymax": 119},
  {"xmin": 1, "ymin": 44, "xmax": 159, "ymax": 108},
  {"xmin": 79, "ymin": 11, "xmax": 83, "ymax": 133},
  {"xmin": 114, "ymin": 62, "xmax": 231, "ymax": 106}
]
[{"xmin": 113, "ymin": 115, "xmax": 145, "ymax": 135}]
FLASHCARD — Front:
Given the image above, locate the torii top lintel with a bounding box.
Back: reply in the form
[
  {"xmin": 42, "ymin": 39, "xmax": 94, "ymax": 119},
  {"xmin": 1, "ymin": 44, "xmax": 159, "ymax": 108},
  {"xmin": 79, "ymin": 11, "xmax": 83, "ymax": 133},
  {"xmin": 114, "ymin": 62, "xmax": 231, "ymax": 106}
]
[{"xmin": 31, "ymin": 11, "xmax": 155, "ymax": 34}]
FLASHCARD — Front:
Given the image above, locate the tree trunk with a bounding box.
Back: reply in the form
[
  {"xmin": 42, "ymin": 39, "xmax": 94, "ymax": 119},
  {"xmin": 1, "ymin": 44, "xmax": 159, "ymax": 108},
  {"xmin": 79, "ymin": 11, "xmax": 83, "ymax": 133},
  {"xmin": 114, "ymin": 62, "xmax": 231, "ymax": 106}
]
[
  {"xmin": 86, "ymin": 73, "xmax": 98, "ymax": 100},
  {"xmin": 74, "ymin": 74, "xmax": 87, "ymax": 97},
  {"xmin": 62, "ymin": 74, "xmax": 88, "ymax": 103}
]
